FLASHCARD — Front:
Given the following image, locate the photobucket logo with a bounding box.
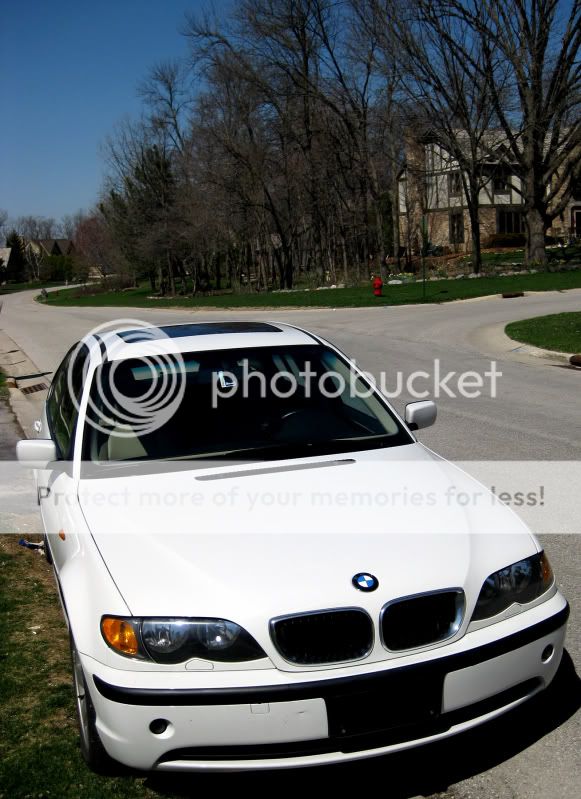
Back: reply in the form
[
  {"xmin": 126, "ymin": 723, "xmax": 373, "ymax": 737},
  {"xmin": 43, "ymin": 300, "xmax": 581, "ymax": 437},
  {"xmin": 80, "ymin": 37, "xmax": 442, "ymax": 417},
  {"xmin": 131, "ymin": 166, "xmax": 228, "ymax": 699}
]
[
  {"xmin": 67, "ymin": 318, "xmax": 186, "ymax": 438},
  {"xmin": 212, "ymin": 359, "xmax": 502, "ymax": 406},
  {"xmin": 379, "ymin": 360, "xmax": 503, "ymax": 400}
]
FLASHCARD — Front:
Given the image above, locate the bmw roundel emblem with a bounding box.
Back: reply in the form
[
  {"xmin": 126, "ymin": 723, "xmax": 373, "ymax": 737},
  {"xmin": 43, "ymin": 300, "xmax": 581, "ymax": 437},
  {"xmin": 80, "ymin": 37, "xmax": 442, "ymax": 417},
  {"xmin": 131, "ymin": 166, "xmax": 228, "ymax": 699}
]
[{"xmin": 352, "ymin": 572, "xmax": 379, "ymax": 592}]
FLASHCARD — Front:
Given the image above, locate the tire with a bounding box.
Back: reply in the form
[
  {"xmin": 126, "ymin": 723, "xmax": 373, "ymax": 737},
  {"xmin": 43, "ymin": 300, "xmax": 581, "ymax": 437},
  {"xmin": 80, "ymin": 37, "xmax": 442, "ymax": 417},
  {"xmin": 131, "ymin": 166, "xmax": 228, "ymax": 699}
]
[{"xmin": 70, "ymin": 637, "xmax": 117, "ymax": 774}]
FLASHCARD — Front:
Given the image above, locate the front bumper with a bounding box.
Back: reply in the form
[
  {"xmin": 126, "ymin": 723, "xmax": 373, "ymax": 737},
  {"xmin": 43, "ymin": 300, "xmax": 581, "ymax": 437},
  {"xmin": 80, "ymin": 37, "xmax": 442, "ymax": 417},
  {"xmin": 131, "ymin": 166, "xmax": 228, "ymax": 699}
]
[{"xmin": 84, "ymin": 594, "xmax": 569, "ymax": 771}]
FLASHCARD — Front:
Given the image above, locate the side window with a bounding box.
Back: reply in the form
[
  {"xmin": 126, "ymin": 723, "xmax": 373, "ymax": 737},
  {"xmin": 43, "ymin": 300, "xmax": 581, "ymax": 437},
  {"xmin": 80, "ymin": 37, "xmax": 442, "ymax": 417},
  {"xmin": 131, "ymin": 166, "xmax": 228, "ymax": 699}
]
[{"xmin": 47, "ymin": 344, "xmax": 89, "ymax": 457}]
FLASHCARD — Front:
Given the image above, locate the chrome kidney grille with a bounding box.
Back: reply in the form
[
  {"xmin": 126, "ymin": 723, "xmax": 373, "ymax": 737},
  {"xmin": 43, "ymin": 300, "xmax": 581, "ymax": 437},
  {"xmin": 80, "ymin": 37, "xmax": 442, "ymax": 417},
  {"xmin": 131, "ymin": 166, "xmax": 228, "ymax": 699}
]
[
  {"xmin": 270, "ymin": 591, "xmax": 464, "ymax": 665},
  {"xmin": 381, "ymin": 590, "xmax": 465, "ymax": 651},
  {"xmin": 270, "ymin": 609, "xmax": 374, "ymax": 665}
]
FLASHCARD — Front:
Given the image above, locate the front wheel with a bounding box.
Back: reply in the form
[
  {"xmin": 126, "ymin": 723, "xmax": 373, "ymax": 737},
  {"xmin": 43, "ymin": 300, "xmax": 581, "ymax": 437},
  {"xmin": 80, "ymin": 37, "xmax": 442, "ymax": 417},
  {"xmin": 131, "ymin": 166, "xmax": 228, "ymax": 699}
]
[{"xmin": 70, "ymin": 637, "xmax": 116, "ymax": 773}]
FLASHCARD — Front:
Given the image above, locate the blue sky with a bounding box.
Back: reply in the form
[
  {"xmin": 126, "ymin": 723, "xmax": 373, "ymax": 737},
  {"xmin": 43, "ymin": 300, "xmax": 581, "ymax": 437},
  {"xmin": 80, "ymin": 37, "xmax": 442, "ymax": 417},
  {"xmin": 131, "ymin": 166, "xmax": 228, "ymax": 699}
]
[{"xmin": 0, "ymin": 1, "xmax": 223, "ymax": 221}]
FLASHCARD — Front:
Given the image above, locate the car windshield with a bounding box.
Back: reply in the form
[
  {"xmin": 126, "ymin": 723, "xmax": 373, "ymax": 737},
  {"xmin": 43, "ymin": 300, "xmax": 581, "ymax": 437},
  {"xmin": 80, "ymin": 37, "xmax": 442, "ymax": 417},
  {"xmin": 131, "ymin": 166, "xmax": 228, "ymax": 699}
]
[{"xmin": 82, "ymin": 344, "xmax": 412, "ymax": 464}]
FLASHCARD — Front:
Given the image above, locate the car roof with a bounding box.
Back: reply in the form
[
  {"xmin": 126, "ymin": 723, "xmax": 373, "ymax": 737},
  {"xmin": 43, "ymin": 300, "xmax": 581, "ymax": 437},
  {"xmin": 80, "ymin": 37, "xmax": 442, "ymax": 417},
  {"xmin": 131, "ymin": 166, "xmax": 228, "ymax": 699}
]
[{"xmin": 88, "ymin": 321, "xmax": 319, "ymax": 362}]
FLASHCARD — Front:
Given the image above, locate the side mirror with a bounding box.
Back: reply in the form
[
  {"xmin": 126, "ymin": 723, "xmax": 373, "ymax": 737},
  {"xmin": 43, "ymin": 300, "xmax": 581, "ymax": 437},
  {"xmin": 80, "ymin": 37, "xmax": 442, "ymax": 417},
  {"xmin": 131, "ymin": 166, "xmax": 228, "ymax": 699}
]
[
  {"xmin": 16, "ymin": 439, "xmax": 58, "ymax": 469},
  {"xmin": 405, "ymin": 400, "xmax": 437, "ymax": 431}
]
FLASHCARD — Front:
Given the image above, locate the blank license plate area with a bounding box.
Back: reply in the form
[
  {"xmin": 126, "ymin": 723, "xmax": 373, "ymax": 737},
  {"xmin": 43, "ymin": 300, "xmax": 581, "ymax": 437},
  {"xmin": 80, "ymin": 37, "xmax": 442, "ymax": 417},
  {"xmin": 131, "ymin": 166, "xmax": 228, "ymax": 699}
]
[{"xmin": 325, "ymin": 672, "xmax": 443, "ymax": 738}]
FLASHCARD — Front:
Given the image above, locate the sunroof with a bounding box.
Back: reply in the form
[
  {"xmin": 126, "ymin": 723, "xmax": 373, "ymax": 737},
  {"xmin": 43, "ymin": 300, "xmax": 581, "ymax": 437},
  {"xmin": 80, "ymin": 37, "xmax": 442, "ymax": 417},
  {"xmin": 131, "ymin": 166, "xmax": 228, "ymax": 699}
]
[{"xmin": 116, "ymin": 322, "xmax": 282, "ymax": 342}]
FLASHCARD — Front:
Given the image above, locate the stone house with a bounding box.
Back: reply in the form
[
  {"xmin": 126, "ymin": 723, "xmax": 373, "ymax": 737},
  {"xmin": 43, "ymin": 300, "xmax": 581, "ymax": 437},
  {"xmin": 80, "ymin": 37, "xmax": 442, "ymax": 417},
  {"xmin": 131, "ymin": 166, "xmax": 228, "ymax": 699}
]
[{"xmin": 398, "ymin": 133, "xmax": 581, "ymax": 254}]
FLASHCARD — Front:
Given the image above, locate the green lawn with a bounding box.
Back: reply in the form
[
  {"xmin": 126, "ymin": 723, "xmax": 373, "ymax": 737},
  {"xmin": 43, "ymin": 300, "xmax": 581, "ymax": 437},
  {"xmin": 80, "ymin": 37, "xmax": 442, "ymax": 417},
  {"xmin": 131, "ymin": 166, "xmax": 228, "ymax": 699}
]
[
  {"xmin": 505, "ymin": 312, "xmax": 581, "ymax": 353},
  {"xmin": 460, "ymin": 243, "xmax": 581, "ymax": 267},
  {"xmin": 0, "ymin": 536, "xmax": 179, "ymax": 798},
  {"xmin": 461, "ymin": 250, "xmax": 525, "ymax": 266},
  {"xmin": 42, "ymin": 270, "xmax": 581, "ymax": 310}
]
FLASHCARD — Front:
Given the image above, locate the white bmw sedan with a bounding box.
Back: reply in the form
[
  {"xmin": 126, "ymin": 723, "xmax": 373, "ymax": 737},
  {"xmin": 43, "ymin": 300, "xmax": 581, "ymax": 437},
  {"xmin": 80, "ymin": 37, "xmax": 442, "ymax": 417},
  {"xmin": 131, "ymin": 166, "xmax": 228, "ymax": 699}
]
[{"xmin": 17, "ymin": 321, "xmax": 568, "ymax": 773}]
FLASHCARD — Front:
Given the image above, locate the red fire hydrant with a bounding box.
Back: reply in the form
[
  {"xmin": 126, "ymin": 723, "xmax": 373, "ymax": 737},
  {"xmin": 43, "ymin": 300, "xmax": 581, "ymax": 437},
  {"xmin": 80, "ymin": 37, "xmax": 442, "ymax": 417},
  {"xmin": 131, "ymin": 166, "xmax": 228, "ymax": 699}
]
[{"xmin": 372, "ymin": 275, "xmax": 383, "ymax": 297}]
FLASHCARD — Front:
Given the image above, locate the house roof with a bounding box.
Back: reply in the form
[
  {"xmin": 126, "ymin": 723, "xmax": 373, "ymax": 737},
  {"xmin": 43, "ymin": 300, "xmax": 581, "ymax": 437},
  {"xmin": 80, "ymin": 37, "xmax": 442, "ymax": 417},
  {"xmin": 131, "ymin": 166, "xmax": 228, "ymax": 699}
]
[
  {"xmin": 38, "ymin": 239, "xmax": 56, "ymax": 254},
  {"xmin": 54, "ymin": 239, "xmax": 74, "ymax": 254},
  {"xmin": 28, "ymin": 238, "xmax": 74, "ymax": 256}
]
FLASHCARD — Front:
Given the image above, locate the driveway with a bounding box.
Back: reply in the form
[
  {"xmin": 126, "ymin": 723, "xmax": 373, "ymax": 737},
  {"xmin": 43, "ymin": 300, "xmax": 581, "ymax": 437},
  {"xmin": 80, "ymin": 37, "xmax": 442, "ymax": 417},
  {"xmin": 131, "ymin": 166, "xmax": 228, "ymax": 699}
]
[{"xmin": 0, "ymin": 287, "xmax": 579, "ymax": 798}]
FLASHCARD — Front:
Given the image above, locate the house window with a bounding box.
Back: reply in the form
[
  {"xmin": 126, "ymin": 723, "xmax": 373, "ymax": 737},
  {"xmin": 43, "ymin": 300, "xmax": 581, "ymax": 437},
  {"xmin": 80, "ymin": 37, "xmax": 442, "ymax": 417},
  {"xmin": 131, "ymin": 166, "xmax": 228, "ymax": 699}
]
[
  {"xmin": 449, "ymin": 211, "xmax": 465, "ymax": 244},
  {"xmin": 497, "ymin": 209, "xmax": 525, "ymax": 234},
  {"xmin": 493, "ymin": 174, "xmax": 511, "ymax": 194},
  {"xmin": 448, "ymin": 172, "xmax": 462, "ymax": 198}
]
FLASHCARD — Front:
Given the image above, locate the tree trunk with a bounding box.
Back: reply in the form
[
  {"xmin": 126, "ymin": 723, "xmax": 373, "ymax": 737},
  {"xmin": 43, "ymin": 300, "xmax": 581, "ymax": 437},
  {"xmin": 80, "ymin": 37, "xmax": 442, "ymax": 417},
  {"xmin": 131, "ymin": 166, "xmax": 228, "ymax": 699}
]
[
  {"xmin": 215, "ymin": 252, "xmax": 221, "ymax": 290},
  {"xmin": 391, "ymin": 188, "xmax": 401, "ymax": 272},
  {"xmin": 166, "ymin": 250, "xmax": 176, "ymax": 295},
  {"xmin": 525, "ymin": 207, "xmax": 547, "ymax": 266},
  {"xmin": 340, "ymin": 231, "xmax": 349, "ymax": 284},
  {"xmin": 283, "ymin": 249, "xmax": 293, "ymax": 289},
  {"xmin": 369, "ymin": 170, "xmax": 387, "ymax": 280},
  {"xmin": 389, "ymin": 138, "xmax": 401, "ymax": 272},
  {"xmin": 374, "ymin": 200, "xmax": 387, "ymax": 281},
  {"xmin": 466, "ymin": 197, "xmax": 482, "ymax": 274},
  {"xmin": 273, "ymin": 248, "xmax": 285, "ymax": 289}
]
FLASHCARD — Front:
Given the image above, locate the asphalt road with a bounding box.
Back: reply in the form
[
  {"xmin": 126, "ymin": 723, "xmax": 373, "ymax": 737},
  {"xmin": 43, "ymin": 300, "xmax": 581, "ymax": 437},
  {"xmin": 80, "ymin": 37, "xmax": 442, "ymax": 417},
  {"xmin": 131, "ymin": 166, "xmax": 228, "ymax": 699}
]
[{"xmin": 0, "ymin": 287, "xmax": 579, "ymax": 798}]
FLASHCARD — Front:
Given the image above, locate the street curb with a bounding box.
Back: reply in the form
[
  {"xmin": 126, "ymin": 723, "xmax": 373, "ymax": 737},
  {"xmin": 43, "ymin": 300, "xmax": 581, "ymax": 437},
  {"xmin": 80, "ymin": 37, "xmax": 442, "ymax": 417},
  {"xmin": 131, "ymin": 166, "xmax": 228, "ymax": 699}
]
[
  {"xmin": 0, "ymin": 329, "xmax": 48, "ymax": 439},
  {"xmin": 468, "ymin": 320, "xmax": 575, "ymax": 367},
  {"xmin": 506, "ymin": 341, "xmax": 574, "ymax": 361},
  {"xmin": 503, "ymin": 333, "xmax": 574, "ymax": 362}
]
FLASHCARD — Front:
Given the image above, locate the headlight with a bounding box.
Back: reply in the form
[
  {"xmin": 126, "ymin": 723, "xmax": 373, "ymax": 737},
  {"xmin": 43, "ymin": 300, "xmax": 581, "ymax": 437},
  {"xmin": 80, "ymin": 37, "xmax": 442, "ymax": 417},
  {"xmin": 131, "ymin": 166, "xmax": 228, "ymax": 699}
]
[
  {"xmin": 141, "ymin": 619, "xmax": 192, "ymax": 658},
  {"xmin": 471, "ymin": 551, "xmax": 554, "ymax": 622},
  {"xmin": 101, "ymin": 616, "xmax": 266, "ymax": 663}
]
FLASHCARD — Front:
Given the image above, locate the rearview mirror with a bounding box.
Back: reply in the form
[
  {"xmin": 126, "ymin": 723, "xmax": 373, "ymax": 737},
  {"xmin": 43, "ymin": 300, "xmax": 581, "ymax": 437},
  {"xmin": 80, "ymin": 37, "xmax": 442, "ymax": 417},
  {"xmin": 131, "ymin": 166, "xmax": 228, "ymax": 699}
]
[
  {"xmin": 16, "ymin": 439, "xmax": 57, "ymax": 469},
  {"xmin": 405, "ymin": 401, "xmax": 437, "ymax": 431}
]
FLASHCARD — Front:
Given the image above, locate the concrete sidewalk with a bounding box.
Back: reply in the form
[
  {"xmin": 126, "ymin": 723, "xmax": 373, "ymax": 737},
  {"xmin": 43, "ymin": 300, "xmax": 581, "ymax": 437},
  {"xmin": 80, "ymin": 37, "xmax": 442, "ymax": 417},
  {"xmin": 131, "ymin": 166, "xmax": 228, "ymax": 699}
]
[
  {"xmin": 0, "ymin": 380, "xmax": 42, "ymax": 535},
  {"xmin": 0, "ymin": 326, "xmax": 45, "ymax": 534},
  {"xmin": 0, "ymin": 328, "xmax": 48, "ymax": 438}
]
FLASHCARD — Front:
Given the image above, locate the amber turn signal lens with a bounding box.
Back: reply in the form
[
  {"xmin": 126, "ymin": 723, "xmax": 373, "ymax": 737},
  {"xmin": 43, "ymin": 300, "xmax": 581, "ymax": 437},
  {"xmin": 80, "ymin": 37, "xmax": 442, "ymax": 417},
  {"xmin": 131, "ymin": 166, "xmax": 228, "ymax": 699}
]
[
  {"xmin": 540, "ymin": 552, "xmax": 554, "ymax": 587},
  {"xmin": 101, "ymin": 617, "xmax": 139, "ymax": 656}
]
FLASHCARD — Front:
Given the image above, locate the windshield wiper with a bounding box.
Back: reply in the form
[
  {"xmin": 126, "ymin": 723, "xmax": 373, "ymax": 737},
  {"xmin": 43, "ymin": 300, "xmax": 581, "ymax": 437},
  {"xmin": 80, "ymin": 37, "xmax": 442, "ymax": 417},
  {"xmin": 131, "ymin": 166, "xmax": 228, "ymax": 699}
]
[
  {"xmin": 329, "ymin": 433, "xmax": 392, "ymax": 443},
  {"xmin": 84, "ymin": 435, "xmax": 400, "ymax": 475},
  {"xmin": 186, "ymin": 436, "xmax": 395, "ymax": 461}
]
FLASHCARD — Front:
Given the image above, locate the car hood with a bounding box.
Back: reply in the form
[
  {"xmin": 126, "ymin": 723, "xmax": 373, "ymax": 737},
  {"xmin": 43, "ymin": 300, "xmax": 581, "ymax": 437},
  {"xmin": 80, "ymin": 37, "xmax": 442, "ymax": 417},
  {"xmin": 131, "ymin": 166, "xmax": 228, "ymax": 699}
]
[{"xmin": 79, "ymin": 444, "xmax": 536, "ymax": 630}]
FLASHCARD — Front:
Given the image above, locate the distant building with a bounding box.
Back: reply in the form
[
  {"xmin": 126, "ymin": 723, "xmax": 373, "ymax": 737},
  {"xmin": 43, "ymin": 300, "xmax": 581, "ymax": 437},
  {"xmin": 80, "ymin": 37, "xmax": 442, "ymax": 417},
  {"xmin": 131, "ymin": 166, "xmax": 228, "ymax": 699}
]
[
  {"xmin": 0, "ymin": 247, "xmax": 13, "ymax": 278},
  {"xmin": 398, "ymin": 132, "xmax": 581, "ymax": 254},
  {"xmin": 28, "ymin": 239, "xmax": 75, "ymax": 257}
]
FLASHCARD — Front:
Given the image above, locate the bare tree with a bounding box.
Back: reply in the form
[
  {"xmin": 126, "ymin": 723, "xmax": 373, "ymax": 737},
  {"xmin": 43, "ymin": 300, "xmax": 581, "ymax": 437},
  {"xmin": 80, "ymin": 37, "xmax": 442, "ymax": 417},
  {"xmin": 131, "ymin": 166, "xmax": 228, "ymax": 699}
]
[
  {"xmin": 59, "ymin": 212, "xmax": 85, "ymax": 240},
  {"xmin": 0, "ymin": 209, "xmax": 8, "ymax": 244},
  {"xmin": 138, "ymin": 59, "xmax": 194, "ymax": 156},
  {"xmin": 14, "ymin": 215, "xmax": 58, "ymax": 241},
  {"xmin": 91, "ymin": 0, "xmax": 579, "ymax": 291},
  {"xmin": 371, "ymin": 0, "xmax": 509, "ymax": 273},
  {"xmin": 24, "ymin": 242, "xmax": 44, "ymax": 281},
  {"xmin": 446, "ymin": 0, "xmax": 581, "ymax": 264},
  {"xmin": 74, "ymin": 210, "xmax": 132, "ymax": 282},
  {"xmin": 183, "ymin": 0, "xmax": 404, "ymax": 284}
]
